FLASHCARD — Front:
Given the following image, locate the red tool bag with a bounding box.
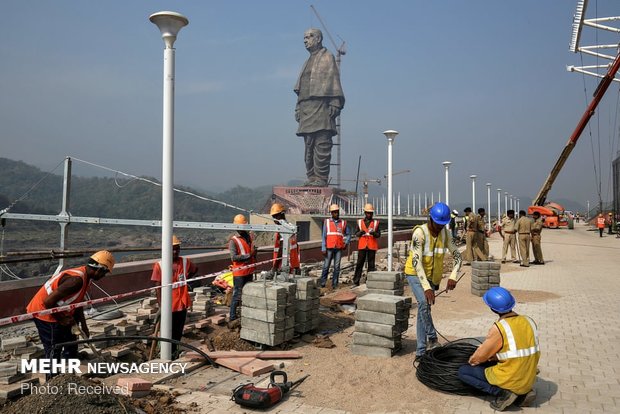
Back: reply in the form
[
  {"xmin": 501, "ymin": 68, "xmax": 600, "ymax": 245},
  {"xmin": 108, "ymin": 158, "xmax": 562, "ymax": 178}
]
[{"xmin": 231, "ymin": 383, "xmax": 283, "ymax": 409}]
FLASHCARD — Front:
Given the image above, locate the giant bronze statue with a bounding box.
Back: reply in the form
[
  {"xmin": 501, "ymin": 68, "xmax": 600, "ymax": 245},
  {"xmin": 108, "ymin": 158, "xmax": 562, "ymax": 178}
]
[{"xmin": 294, "ymin": 28, "xmax": 345, "ymax": 187}]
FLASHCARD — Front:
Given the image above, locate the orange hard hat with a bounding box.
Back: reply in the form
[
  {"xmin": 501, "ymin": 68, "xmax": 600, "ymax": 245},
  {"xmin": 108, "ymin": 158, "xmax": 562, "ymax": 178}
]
[
  {"xmin": 233, "ymin": 214, "xmax": 248, "ymax": 224},
  {"xmin": 270, "ymin": 203, "xmax": 286, "ymax": 216},
  {"xmin": 172, "ymin": 235, "xmax": 181, "ymax": 246},
  {"xmin": 329, "ymin": 204, "xmax": 340, "ymax": 212},
  {"xmin": 363, "ymin": 203, "xmax": 374, "ymax": 213},
  {"xmin": 89, "ymin": 250, "xmax": 115, "ymax": 272}
]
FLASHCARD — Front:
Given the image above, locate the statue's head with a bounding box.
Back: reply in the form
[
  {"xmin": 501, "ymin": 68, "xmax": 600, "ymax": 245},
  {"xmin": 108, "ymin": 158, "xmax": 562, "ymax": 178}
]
[{"xmin": 304, "ymin": 28, "xmax": 323, "ymax": 52}]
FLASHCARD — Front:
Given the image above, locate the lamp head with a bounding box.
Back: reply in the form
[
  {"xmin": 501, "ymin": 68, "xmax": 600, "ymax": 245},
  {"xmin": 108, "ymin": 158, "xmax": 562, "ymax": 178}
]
[
  {"xmin": 383, "ymin": 130, "xmax": 399, "ymax": 141},
  {"xmin": 486, "ymin": 183, "xmax": 491, "ymax": 187},
  {"xmin": 150, "ymin": 11, "xmax": 189, "ymax": 48},
  {"xmin": 442, "ymin": 161, "xmax": 452, "ymax": 167},
  {"xmin": 470, "ymin": 175, "xmax": 477, "ymax": 179}
]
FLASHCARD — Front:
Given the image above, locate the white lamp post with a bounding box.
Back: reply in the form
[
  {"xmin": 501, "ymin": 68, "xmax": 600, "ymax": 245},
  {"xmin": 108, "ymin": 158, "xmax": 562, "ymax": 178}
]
[
  {"xmin": 150, "ymin": 10, "xmax": 188, "ymax": 361},
  {"xmin": 497, "ymin": 188, "xmax": 502, "ymax": 222},
  {"xmin": 510, "ymin": 195, "xmax": 513, "ymax": 210},
  {"xmin": 486, "ymin": 183, "xmax": 491, "ymax": 229},
  {"xmin": 504, "ymin": 191, "xmax": 508, "ymax": 214},
  {"xmin": 383, "ymin": 130, "xmax": 398, "ymax": 272},
  {"xmin": 470, "ymin": 175, "xmax": 477, "ymax": 211},
  {"xmin": 442, "ymin": 161, "xmax": 451, "ymax": 207}
]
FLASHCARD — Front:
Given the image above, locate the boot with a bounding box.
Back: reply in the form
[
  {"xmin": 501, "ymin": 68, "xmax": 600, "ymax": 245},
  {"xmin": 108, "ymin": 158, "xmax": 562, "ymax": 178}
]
[{"xmin": 490, "ymin": 389, "xmax": 518, "ymax": 411}]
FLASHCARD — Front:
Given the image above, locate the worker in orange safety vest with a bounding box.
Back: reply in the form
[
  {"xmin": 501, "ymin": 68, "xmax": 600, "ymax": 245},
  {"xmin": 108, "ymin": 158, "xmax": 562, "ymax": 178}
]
[
  {"xmin": 597, "ymin": 213, "xmax": 606, "ymax": 237},
  {"xmin": 319, "ymin": 204, "xmax": 351, "ymax": 289},
  {"xmin": 270, "ymin": 203, "xmax": 300, "ymax": 274},
  {"xmin": 229, "ymin": 214, "xmax": 256, "ymax": 321},
  {"xmin": 352, "ymin": 203, "xmax": 381, "ymax": 286},
  {"xmin": 27, "ymin": 250, "xmax": 115, "ymax": 375}
]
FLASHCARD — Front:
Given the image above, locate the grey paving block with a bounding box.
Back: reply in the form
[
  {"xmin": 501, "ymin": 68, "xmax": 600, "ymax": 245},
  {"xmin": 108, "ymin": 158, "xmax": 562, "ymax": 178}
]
[
  {"xmin": 357, "ymin": 294, "xmax": 406, "ymax": 314},
  {"xmin": 365, "ymin": 288, "xmax": 405, "ymax": 296},
  {"xmin": 366, "ymin": 271, "xmax": 402, "ymax": 282},
  {"xmin": 355, "ymin": 321, "xmax": 398, "ymax": 338},
  {"xmin": 366, "ymin": 280, "xmax": 401, "ymax": 290},
  {"xmin": 350, "ymin": 343, "xmax": 399, "ymax": 358},
  {"xmin": 241, "ymin": 317, "xmax": 285, "ymax": 334},
  {"xmin": 470, "ymin": 286, "xmax": 486, "ymax": 297},
  {"xmin": 241, "ymin": 306, "xmax": 285, "ymax": 322},
  {"xmin": 488, "ymin": 262, "xmax": 501, "ymax": 271},
  {"xmin": 488, "ymin": 274, "xmax": 501, "ymax": 284},
  {"xmin": 352, "ymin": 332, "xmax": 402, "ymax": 349},
  {"xmin": 470, "ymin": 274, "xmax": 489, "ymax": 283},
  {"xmin": 472, "ymin": 269, "xmax": 489, "ymax": 277},
  {"xmin": 356, "ymin": 309, "xmax": 400, "ymax": 325},
  {"xmin": 295, "ymin": 320, "xmax": 315, "ymax": 333},
  {"xmin": 295, "ymin": 299, "xmax": 319, "ymax": 311},
  {"xmin": 1, "ymin": 337, "xmax": 27, "ymax": 352},
  {"xmin": 240, "ymin": 327, "xmax": 283, "ymax": 346},
  {"xmin": 472, "ymin": 262, "xmax": 490, "ymax": 270},
  {"xmin": 471, "ymin": 280, "xmax": 490, "ymax": 291},
  {"xmin": 242, "ymin": 283, "xmax": 288, "ymax": 300},
  {"xmin": 295, "ymin": 310, "xmax": 319, "ymax": 323},
  {"xmin": 242, "ymin": 294, "xmax": 287, "ymax": 311}
]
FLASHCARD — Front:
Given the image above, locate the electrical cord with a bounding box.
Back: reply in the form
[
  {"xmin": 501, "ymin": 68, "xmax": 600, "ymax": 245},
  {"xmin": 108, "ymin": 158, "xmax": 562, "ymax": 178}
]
[{"xmin": 413, "ymin": 338, "xmax": 483, "ymax": 396}]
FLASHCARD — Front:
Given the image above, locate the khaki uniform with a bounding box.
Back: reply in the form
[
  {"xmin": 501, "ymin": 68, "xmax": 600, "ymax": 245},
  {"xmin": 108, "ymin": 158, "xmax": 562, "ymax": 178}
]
[
  {"xmin": 476, "ymin": 214, "xmax": 489, "ymax": 260},
  {"xmin": 464, "ymin": 213, "xmax": 486, "ymax": 262},
  {"xmin": 531, "ymin": 218, "xmax": 544, "ymax": 263},
  {"xmin": 516, "ymin": 216, "xmax": 533, "ymax": 266},
  {"xmin": 500, "ymin": 216, "xmax": 517, "ymax": 262}
]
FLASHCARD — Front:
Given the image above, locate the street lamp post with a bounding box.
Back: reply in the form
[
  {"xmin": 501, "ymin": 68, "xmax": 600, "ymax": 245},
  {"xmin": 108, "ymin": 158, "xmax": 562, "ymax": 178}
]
[
  {"xmin": 442, "ymin": 161, "xmax": 451, "ymax": 207},
  {"xmin": 497, "ymin": 188, "xmax": 502, "ymax": 223},
  {"xmin": 383, "ymin": 130, "xmax": 399, "ymax": 272},
  {"xmin": 470, "ymin": 175, "xmax": 477, "ymax": 211},
  {"xmin": 486, "ymin": 183, "xmax": 491, "ymax": 229},
  {"xmin": 504, "ymin": 191, "xmax": 508, "ymax": 214},
  {"xmin": 150, "ymin": 10, "xmax": 189, "ymax": 361}
]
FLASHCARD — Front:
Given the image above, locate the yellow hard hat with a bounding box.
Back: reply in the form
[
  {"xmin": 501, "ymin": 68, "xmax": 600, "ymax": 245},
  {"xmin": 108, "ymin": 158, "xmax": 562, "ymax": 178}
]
[
  {"xmin": 270, "ymin": 203, "xmax": 286, "ymax": 216},
  {"xmin": 363, "ymin": 203, "xmax": 374, "ymax": 213},
  {"xmin": 329, "ymin": 204, "xmax": 340, "ymax": 212},
  {"xmin": 609, "ymin": 212, "xmax": 613, "ymax": 216},
  {"xmin": 90, "ymin": 250, "xmax": 115, "ymax": 272},
  {"xmin": 233, "ymin": 214, "xmax": 248, "ymax": 224},
  {"xmin": 172, "ymin": 235, "xmax": 181, "ymax": 246}
]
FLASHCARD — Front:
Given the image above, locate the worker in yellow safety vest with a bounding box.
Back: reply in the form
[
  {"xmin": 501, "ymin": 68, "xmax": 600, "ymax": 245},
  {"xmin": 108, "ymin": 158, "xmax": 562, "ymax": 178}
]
[
  {"xmin": 270, "ymin": 203, "xmax": 300, "ymax": 274},
  {"xmin": 458, "ymin": 287, "xmax": 540, "ymax": 411},
  {"xmin": 229, "ymin": 214, "xmax": 256, "ymax": 321},
  {"xmin": 352, "ymin": 203, "xmax": 381, "ymax": 286}
]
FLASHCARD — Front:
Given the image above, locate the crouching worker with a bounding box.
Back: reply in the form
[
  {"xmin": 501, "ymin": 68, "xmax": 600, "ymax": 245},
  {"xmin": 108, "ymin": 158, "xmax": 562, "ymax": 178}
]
[
  {"xmin": 458, "ymin": 287, "xmax": 539, "ymax": 411},
  {"xmin": 27, "ymin": 250, "xmax": 115, "ymax": 376},
  {"xmin": 151, "ymin": 235, "xmax": 197, "ymax": 359}
]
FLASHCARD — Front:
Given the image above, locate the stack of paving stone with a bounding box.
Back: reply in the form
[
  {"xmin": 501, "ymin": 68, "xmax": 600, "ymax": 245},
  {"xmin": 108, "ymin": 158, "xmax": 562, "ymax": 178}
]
[
  {"xmin": 240, "ymin": 282, "xmax": 296, "ymax": 346},
  {"xmin": 1, "ymin": 336, "xmax": 44, "ymax": 362},
  {"xmin": 293, "ymin": 277, "xmax": 320, "ymax": 333},
  {"xmin": 192, "ymin": 286, "xmax": 213, "ymax": 317},
  {"xmin": 351, "ymin": 294, "xmax": 411, "ymax": 357},
  {"xmin": 0, "ymin": 362, "xmax": 25, "ymax": 385},
  {"xmin": 0, "ymin": 360, "xmax": 39, "ymax": 401},
  {"xmin": 365, "ymin": 271, "xmax": 405, "ymax": 296},
  {"xmin": 470, "ymin": 261, "xmax": 501, "ymax": 297}
]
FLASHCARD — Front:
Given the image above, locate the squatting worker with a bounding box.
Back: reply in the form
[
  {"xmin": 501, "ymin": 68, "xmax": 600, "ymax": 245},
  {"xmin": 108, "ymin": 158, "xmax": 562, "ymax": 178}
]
[
  {"xmin": 458, "ymin": 287, "xmax": 539, "ymax": 411},
  {"xmin": 516, "ymin": 210, "xmax": 532, "ymax": 267},
  {"xmin": 404, "ymin": 202, "xmax": 462, "ymax": 357},
  {"xmin": 499, "ymin": 210, "xmax": 518, "ymax": 264},
  {"xmin": 352, "ymin": 203, "xmax": 381, "ymax": 286},
  {"xmin": 270, "ymin": 203, "xmax": 301, "ymax": 274},
  {"xmin": 320, "ymin": 204, "xmax": 350, "ymax": 289},
  {"xmin": 229, "ymin": 214, "xmax": 256, "ymax": 321},
  {"xmin": 27, "ymin": 250, "xmax": 115, "ymax": 375},
  {"xmin": 294, "ymin": 28, "xmax": 345, "ymax": 187},
  {"xmin": 530, "ymin": 211, "xmax": 545, "ymax": 265},
  {"xmin": 151, "ymin": 235, "xmax": 197, "ymax": 359}
]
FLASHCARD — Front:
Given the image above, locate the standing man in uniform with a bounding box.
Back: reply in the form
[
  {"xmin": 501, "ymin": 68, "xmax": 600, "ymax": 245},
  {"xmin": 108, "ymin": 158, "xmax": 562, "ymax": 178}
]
[
  {"xmin": 270, "ymin": 203, "xmax": 301, "ymax": 275},
  {"xmin": 596, "ymin": 213, "xmax": 606, "ymax": 237},
  {"xmin": 320, "ymin": 204, "xmax": 350, "ymax": 289},
  {"xmin": 608, "ymin": 212, "xmax": 614, "ymax": 234},
  {"xmin": 27, "ymin": 250, "xmax": 115, "ymax": 375},
  {"xmin": 530, "ymin": 212, "xmax": 545, "ymax": 265},
  {"xmin": 516, "ymin": 210, "xmax": 532, "ymax": 267},
  {"xmin": 463, "ymin": 207, "xmax": 475, "ymax": 265},
  {"xmin": 151, "ymin": 235, "xmax": 197, "ymax": 358},
  {"xmin": 477, "ymin": 208, "xmax": 489, "ymax": 260},
  {"xmin": 404, "ymin": 202, "xmax": 462, "ymax": 357},
  {"xmin": 229, "ymin": 214, "xmax": 256, "ymax": 322},
  {"xmin": 294, "ymin": 28, "xmax": 345, "ymax": 187},
  {"xmin": 352, "ymin": 203, "xmax": 381, "ymax": 286},
  {"xmin": 499, "ymin": 210, "xmax": 518, "ymax": 264},
  {"xmin": 449, "ymin": 210, "xmax": 459, "ymax": 239}
]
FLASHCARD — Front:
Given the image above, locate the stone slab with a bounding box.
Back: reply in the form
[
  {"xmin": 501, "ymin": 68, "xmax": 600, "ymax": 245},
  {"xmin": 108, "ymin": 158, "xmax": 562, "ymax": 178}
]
[
  {"xmin": 366, "ymin": 280, "xmax": 401, "ymax": 290},
  {"xmin": 366, "ymin": 271, "xmax": 402, "ymax": 282},
  {"xmin": 240, "ymin": 327, "xmax": 284, "ymax": 346},
  {"xmin": 350, "ymin": 343, "xmax": 399, "ymax": 358},
  {"xmin": 352, "ymin": 332, "xmax": 401, "ymax": 349},
  {"xmin": 357, "ymin": 294, "xmax": 406, "ymax": 314},
  {"xmin": 365, "ymin": 289, "xmax": 404, "ymax": 296},
  {"xmin": 242, "ymin": 283, "xmax": 288, "ymax": 300},
  {"xmin": 355, "ymin": 321, "xmax": 398, "ymax": 338},
  {"xmin": 241, "ymin": 306, "xmax": 285, "ymax": 322},
  {"xmin": 241, "ymin": 317, "xmax": 286, "ymax": 334}
]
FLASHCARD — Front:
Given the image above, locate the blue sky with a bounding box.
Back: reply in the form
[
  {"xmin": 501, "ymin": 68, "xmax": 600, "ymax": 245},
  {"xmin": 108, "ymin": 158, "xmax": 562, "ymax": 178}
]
[{"xmin": 1, "ymin": 1, "xmax": 619, "ymax": 212}]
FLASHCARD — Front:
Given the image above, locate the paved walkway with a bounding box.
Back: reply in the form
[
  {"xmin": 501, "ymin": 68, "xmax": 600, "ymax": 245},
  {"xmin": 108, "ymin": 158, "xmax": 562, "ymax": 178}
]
[{"xmin": 174, "ymin": 224, "xmax": 620, "ymax": 413}]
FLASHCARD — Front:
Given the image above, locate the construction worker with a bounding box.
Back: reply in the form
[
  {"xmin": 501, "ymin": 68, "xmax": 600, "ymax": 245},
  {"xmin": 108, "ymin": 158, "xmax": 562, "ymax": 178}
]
[
  {"xmin": 404, "ymin": 202, "xmax": 462, "ymax": 357},
  {"xmin": 151, "ymin": 235, "xmax": 197, "ymax": 358},
  {"xmin": 320, "ymin": 204, "xmax": 350, "ymax": 289},
  {"xmin": 596, "ymin": 213, "xmax": 606, "ymax": 237},
  {"xmin": 499, "ymin": 210, "xmax": 518, "ymax": 264},
  {"xmin": 458, "ymin": 287, "xmax": 539, "ymax": 411},
  {"xmin": 27, "ymin": 250, "xmax": 115, "ymax": 375},
  {"xmin": 229, "ymin": 214, "xmax": 256, "ymax": 321},
  {"xmin": 270, "ymin": 203, "xmax": 300, "ymax": 274},
  {"xmin": 352, "ymin": 203, "xmax": 381, "ymax": 286},
  {"xmin": 476, "ymin": 208, "xmax": 489, "ymax": 260},
  {"xmin": 449, "ymin": 209, "xmax": 459, "ymax": 239},
  {"xmin": 608, "ymin": 212, "xmax": 614, "ymax": 234},
  {"xmin": 516, "ymin": 210, "xmax": 532, "ymax": 267},
  {"xmin": 530, "ymin": 212, "xmax": 545, "ymax": 265}
]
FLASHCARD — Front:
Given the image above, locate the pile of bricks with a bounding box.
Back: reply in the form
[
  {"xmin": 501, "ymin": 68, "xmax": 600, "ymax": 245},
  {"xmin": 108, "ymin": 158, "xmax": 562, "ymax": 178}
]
[
  {"xmin": 192, "ymin": 286, "xmax": 213, "ymax": 317},
  {"xmin": 293, "ymin": 277, "xmax": 320, "ymax": 334},
  {"xmin": 116, "ymin": 377, "xmax": 152, "ymax": 398},
  {"xmin": 470, "ymin": 261, "xmax": 501, "ymax": 297},
  {"xmin": 0, "ymin": 360, "xmax": 39, "ymax": 401},
  {"xmin": 1, "ymin": 336, "xmax": 43, "ymax": 361},
  {"xmin": 240, "ymin": 282, "xmax": 296, "ymax": 346},
  {"xmin": 351, "ymin": 294, "xmax": 411, "ymax": 358},
  {"xmin": 365, "ymin": 271, "xmax": 405, "ymax": 296}
]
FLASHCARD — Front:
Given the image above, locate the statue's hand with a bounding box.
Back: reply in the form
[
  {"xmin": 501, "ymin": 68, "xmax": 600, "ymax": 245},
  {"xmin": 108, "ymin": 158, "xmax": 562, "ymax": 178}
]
[{"xmin": 329, "ymin": 106, "xmax": 340, "ymax": 118}]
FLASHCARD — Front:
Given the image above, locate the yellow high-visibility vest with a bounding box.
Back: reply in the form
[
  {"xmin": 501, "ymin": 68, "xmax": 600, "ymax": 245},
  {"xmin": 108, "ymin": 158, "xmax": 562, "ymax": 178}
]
[{"xmin": 404, "ymin": 224, "xmax": 449, "ymax": 286}]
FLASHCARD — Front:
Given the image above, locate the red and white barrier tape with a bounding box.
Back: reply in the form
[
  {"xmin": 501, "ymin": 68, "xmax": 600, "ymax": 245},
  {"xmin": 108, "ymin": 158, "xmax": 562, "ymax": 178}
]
[{"xmin": 0, "ymin": 258, "xmax": 274, "ymax": 327}]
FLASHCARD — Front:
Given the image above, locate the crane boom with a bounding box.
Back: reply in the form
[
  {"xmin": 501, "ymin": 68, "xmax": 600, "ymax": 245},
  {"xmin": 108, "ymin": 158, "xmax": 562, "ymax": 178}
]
[
  {"xmin": 310, "ymin": 5, "xmax": 345, "ymax": 58},
  {"xmin": 532, "ymin": 49, "xmax": 620, "ymax": 206}
]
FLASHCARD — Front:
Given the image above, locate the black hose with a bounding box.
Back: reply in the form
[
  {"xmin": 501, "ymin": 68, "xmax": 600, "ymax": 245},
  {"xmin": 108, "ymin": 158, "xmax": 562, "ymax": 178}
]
[
  {"xmin": 413, "ymin": 338, "xmax": 483, "ymax": 396},
  {"xmin": 53, "ymin": 335, "xmax": 218, "ymax": 367}
]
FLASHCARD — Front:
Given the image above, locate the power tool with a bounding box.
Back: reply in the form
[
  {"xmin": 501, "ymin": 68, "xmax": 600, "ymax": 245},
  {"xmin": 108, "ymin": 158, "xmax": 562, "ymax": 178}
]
[{"xmin": 231, "ymin": 370, "xmax": 310, "ymax": 409}]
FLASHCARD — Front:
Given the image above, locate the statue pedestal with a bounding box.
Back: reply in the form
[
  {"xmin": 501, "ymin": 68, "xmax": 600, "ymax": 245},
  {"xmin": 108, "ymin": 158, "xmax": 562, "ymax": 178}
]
[{"xmin": 271, "ymin": 186, "xmax": 336, "ymax": 214}]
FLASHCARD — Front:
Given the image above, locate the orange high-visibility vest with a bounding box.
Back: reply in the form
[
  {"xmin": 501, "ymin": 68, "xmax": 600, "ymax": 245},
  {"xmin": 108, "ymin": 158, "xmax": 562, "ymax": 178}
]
[
  {"xmin": 357, "ymin": 219, "xmax": 379, "ymax": 250},
  {"xmin": 325, "ymin": 219, "xmax": 347, "ymax": 249},
  {"xmin": 27, "ymin": 266, "xmax": 90, "ymax": 323},
  {"xmin": 597, "ymin": 217, "xmax": 606, "ymax": 228},
  {"xmin": 231, "ymin": 235, "xmax": 256, "ymax": 277},
  {"xmin": 273, "ymin": 232, "xmax": 300, "ymax": 269},
  {"xmin": 153, "ymin": 258, "xmax": 192, "ymax": 312}
]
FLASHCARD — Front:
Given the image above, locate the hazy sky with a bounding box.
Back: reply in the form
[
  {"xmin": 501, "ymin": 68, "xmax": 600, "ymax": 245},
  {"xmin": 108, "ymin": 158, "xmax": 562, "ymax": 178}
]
[{"xmin": 2, "ymin": 1, "xmax": 620, "ymax": 211}]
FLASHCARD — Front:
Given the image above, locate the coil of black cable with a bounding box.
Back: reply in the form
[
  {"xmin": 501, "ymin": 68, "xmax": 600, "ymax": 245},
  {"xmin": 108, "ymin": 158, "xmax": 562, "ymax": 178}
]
[{"xmin": 413, "ymin": 338, "xmax": 483, "ymax": 396}]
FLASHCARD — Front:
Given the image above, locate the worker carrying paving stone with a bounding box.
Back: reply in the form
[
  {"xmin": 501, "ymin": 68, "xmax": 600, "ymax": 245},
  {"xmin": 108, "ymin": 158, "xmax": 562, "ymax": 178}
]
[
  {"xmin": 151, "ymin": 235, "xmax": 197, "ymax": 359},
  {"xmin": 403, "ymin": 202, "xmax": 462, "ymax": 357},
  {"xmin": 458, "ymin": 287, "xmax": 539, "ymax": 411},
  {"xmin": 26, "ymin": 250, "xmax": 115, "ymax": 378}
]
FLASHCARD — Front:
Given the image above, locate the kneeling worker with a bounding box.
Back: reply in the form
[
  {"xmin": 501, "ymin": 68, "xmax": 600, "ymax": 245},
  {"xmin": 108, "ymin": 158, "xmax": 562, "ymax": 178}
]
[
  {"xmin": 458, "ymin": 287, "xmax": 539, "ymax": 411},
  {"xmin": 151, "ymin": 235, "xmax": 197, "ymax": 359},
  {"xmin": 27, "ymin": 250, "xmax": 115, "ymax": 372},
  {"xmin": 404, "ymin": 202, "xmax": 462, "ymax": 357}
]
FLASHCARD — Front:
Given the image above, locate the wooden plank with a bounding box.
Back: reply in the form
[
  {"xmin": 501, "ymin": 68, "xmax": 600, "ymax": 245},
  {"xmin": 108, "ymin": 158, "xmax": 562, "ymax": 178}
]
[
  {"xmin": 215, "ymin": 357, "xmax": 274, "ymax": 377},
  {"xmin": 207, "ymin": 350, "xmax": 302, "ymax": 359}
]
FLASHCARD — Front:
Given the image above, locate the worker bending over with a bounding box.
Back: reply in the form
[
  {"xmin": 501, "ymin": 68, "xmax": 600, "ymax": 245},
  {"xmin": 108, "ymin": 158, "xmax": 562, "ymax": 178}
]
[
  {"xmin": 270, "ymin": 203, "xmax": 301, "ymax": 274},
  {"xmin": 151, "ymin": 235, "xmax": 197, "ymax": 359},
  {"xmin": 27, "ymin": 250, "xmax": 115, "ymax": 377},
  {"xmin": 229, "ymin": 214, "xmax": 256, "ymax": 321},
  {"xmin": 352, "ymin": 203, "xmax": 381, "ymax": 286},
  {"xmin": 458, "ymin": 287, "xmax": 539, "ymax": 411},
  {"xmin": 404, "ymin": 202, "xmax": 462, "ymax": 357}
]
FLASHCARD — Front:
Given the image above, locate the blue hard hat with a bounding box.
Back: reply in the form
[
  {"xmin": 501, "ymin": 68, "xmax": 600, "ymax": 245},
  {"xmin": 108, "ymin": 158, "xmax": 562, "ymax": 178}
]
[
  {"xmin": 483, "ymin": 287, "xmax": 515, "ymax": 313},
  {"xmin": 429, "ymin": 202, "xmax": 451, "ymax": 225}
]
